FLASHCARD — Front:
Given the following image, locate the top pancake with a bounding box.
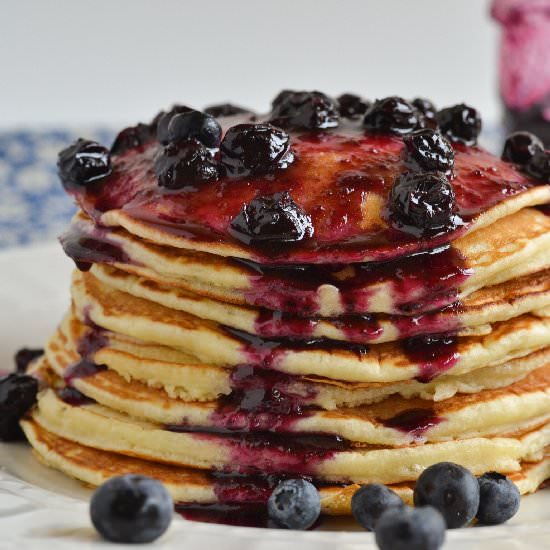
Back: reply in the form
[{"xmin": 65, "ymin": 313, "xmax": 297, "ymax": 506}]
[{"xmin": 66, "ymin": 116, "xmax": 550, "ymax": 264}]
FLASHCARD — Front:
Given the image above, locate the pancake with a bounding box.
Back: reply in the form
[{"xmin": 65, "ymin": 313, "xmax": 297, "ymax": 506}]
[
  {"xmin": 43, "ymin": 339, "xmax": 550, "ymax": 446},
  {"xmin": 65, "ymin": 208, "xmax": 550, "ymax": 317},
  {"xmin": 30, "ymin": 388, "xmax": 550, "ymax": 485},
  {"xmin": 90, "ymin": 263, "xmax": 550, "ymax": 344},
  {"xmin": 71, "ymin": 268, "xmax": 550, "ymax": 383},
  {"xmin": 50, "ymin": 312, "xmax": 550, "ymax": 407},
  {"xmin": 20, "ymin": 419, "xmax": 550, "ymax": 514}
]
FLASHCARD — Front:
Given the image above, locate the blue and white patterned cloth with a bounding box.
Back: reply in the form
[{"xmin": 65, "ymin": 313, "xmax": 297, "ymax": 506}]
[
  {"xmin": 0, "ymin": 125, "xmax": 502, "ymax": 250},
  {"xmin": 0, "ymin": 129, "xmax": 113, "ymax": 249}
]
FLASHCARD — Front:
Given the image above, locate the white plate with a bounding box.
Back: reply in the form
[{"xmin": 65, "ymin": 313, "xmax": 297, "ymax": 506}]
[{"xmin": 1, "ymin": 242, "xmax": 550, "ymax": 550}]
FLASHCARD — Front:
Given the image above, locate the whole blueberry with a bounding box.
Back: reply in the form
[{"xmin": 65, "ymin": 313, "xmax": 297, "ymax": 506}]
[
  {"xmin": 501, "ymin": 131, "xmax": 543, "ymax": 165},
  {"xmin": 155, "ymin": 104, "xmax": 194, "ymax": 144},
  {"xmin": 436, "ymin": 104, "xmax": 482, "ymax": 146},
  {"xmin": 154, "ymin": 139, "xmax": 219, "ymax": 189},
  {"xmin": 389, "ymin": 172, "xmax": 458, "ymax": 237},
  {"xmin": 57, "ymin": 139, "xmax": 112, "ymax": 190},
  {"xmin": 412, "ymin": 98, "xmax": 437, "ymax": 121},
  {"xmin": 476, "ymin": 472, "xmax": 520, "ymax": 525},
  {"xmin": 414, "ymin": 462, "xmax": 480, "ymax": 528},
  {"xmin": 110, "ymin": 123, "xmax": 155, "ymax": 155},
  {"xmin": 90, "ymin": 475, "xmax": 173, "ymax": 543},
  {"xmin": 14, "ymin": 348, "xmax": 43, "ymax": 374},
  {"xmin": 526, "ymin": 149, "xmax": 550, "ymax": 183},
  {"xmin": 267, "ymin": 478, "xmax": 321, "ymax": 529},
  {"xmin": 204, "ymin": 103, "xmax": 252, "ymax": 117},
  {"xmin": 375, "ymin": 505, "xmax": 446, "ymax": 550},
  {"xmin": 165, "ymin": 110, "xmax": 222, "ymax": 148},
  {"xmin": 220, "ymin": 123, "xmax": 294, "ymax": 177},
  {"xmin": 229, "ymin": 191, "xmax": 313, "ymax": 248},
  {"xmin": 403, "ymin": 129, "xmax": 455, "ymax": 175},
  {"xmin": 0, "ymin": 373, "xmax": 39, "ymax": 441},
  {"xmin": 364, "ymin": 96, "xmax": 424, "ymax": 136},
  {"xmin": 337, "ymin": 93, "xmax": 370, "ymax": 119},
  {"xmin": 270, "ymin": 90, "xmax": 339, "ymax": 130},
  {"xmin": 351, "ymin": 483, "xmax": 404, "ymax": 530}
]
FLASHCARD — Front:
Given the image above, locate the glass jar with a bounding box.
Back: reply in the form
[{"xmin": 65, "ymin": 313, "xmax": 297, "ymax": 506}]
[{"xmin": 492, "ymin": 0, "xmax": 550, "ymax": 145}]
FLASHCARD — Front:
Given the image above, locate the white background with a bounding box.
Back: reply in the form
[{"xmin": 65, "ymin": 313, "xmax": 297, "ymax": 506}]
[{"xmin": 0, "ymin": 0, "xmax": 500, "ymax": 128}]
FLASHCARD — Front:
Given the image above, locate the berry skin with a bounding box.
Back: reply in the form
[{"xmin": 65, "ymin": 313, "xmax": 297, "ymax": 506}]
[
  {"xmin": 220, "ymin": 123, "xmax": 294, "ymax": 177},
  {"xmin": 90, "ymin": 475, "xmax": 173, "ymax": 543},
  {"xmin": 270, "ymin": 90, "xmax": 339, "ymax": 130},
  {"xmin": 0, "ymin": 373, "xmax": 39, "ymax": 441},
  {"xmin": 337, "ymin": 93, "xmax": 370, "ymax": 119},
  {"xmin": 57, "ymin": 139, "xmax": 112, "ymax": 190},
  {"xmin": 154, "ymin": 139, "xmax": 219, "ymax": 189},
  {"xmin": 351, "ymin": 483, "xmax": 404, "ymax": 530},
  {"xmin": 436, "ymin": 104, "xmax": 482, "ymax": 146},
  {"xmin": 229, "ymin": 191, "xmax": 313, "ymax": 248},
  {"xmin": 267, "ymin": 478, "xmax": 321, "ymax": 529},
  {"xmin": 364, "ymin": 96, "xmax": 424, "ymax": 136},
  {"xmin": 110, "ymin": 123, "xmax": 155, "ymax": 155},
  {"xmin": 526, "ymin": 149, "xmax": 550, "ymax": 183},
  {"xmin": 412, "ymin": 98, "xmax": 437, "ymax": 121},
  {"xmin": 389, "ymin": 172, "xmax": 458, "ymax": 237},
  {"xmin": 413, "ymin": 462, "xmax": 480, "ymax": 528},
  {"xmin": 14, "ymin": 348, "xmax": 43, "ymax": 373},
  {"xmin": 501, "ymin": 131, "xmax": 543, "ymax": 165},
  {"xmin": 165, "ymin": 110, "xmax": 222, "ymax": 148},
  {"xmin": 155, "ymin": 105, "xmax": 194, "ymax": 144},
  {"xmin": 204, "ymin": 103, "xmax": 252, "ymax": 117},
  {"xmin": 375, "ymin": 506, "xmax": 446, "ymax": 550},
  {"xmin": 476, "ymin": 472, "xmax": 520, "ymax": 525},
  {"xmin": 403, "ymin": 129, "xmax": 455, "ymax": 175}
]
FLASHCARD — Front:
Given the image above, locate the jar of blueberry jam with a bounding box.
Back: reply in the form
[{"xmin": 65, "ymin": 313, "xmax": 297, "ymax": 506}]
[{"xmin": 492, "ymin": 0, "xmax": 550, "ymax": 145}]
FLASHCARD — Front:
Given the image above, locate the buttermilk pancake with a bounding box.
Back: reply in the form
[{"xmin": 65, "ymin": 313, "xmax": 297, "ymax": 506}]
[
  {"xmin": 70, "ymin": 269, "xmax": 550, "ymax": 383},
  {"xmin": 12, "ymin": 92, "xmax": 550, "ymax": 522},
  {"xmin": 20, "ymin": 420, "xmax": 550, "ymax": 514},
  {"xmin": 49, "ymin": 313, "xmax": 550, "ymax": 406}
]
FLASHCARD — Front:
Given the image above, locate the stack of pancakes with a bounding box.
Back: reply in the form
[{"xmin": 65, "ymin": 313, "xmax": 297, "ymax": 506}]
[{"xmin": 21, "ymin": 110, "xmax": 550, "ymax": 516}]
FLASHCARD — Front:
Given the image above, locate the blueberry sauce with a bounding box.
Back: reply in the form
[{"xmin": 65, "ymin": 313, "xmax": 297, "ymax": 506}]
[
  {"xmin": 65, "ymin": 122, "xmax": 542, "ymax": 264},
  {"xmin": 60, "ymin": 225, "xmax": 134, "ymax": 272},
  {"xmin": 57, "ymin": 386, "xmax": 95, "ymax": 406},
  {"xmin": 379, "ymin": 408, "xmax": 444, "ymax": 439},
  {"xmin": 63, "ymin": 360, "xmax": 107, "ymax": 386},
  {"xmin": 223, "ymin": 327, "xmax": 370, "ymax": 370},
  {"xmin": 176, "ymin": 502, "xmax": 270, "ymax": 527},
  {"xmin": 403, "ymin": 333, "xmax": 459, "ymax": 382}
]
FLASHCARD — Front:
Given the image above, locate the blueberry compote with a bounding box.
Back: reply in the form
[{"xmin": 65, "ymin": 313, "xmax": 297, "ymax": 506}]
[
  {"xmin": 176, "ymin": 472, "xmax": 328, "ymax": 528},
  {"xmin": 379, "ymin": 408, "xmax": 443, "ymax": 440},
  {"xmin": 63, "ymin": 114, "xmax": 544, "ymax": 264}
]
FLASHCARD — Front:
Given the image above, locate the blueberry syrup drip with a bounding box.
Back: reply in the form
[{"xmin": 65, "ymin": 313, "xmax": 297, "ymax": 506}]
[
  {"xmin": 60, "ymin": 225, "xmax": 134, "ymax": 272},
  {"xmin": 379, "ymin": 408, "xmax": 444, "ymax": 439},
  {"xmin": 223, "ymin": 326, "xmax": 369, "ymax": 370},
  {"xmin": 237, "ymin": 245, "xmax": 470, "ymax": 318},
  {"xmin": 57, "ymin": 386, "xmax": 95, "ymax": 406},
  {"xmin": 65, "ymin": 124, "xmax": 540, "ymax": 264},
  {"xmin": 403, "ymin": 333, "xmax": 460, "ymax": 382},
  {"xmin": 63, "ymin": 360, "xmax": 107, "ymax": 386}
]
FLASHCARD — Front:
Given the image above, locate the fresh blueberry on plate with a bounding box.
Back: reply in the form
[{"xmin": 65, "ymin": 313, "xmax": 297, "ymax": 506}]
[
  {"xmin": 267, "ymin": 478, "xmax": 321, "ymax": 529},
  {"xmin": 351, "ymin": 483, "xmax": 404, "ymax": 530},
  {"xmin": 375, "ymin": 505, "xmax": 446, "ymax": 550},
  {"xmin": 476, "ymin": 472, "xmax": 520, "ymax": 525},
  {"xmin": 413, "ymin": 462, "xmax": 480, "ymax": 528},
  {"xmin": 90, "ymin": 474, "xmax": 173, "ymax": 543}
]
